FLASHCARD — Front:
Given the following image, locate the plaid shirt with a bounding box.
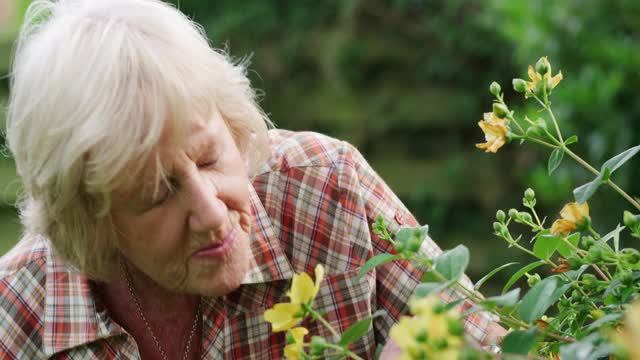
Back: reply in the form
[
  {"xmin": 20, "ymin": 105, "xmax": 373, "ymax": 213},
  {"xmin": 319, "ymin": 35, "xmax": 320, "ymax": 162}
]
[{"xmin": 0, "ymin": 130, "xmax": 491, "ymax": 359}]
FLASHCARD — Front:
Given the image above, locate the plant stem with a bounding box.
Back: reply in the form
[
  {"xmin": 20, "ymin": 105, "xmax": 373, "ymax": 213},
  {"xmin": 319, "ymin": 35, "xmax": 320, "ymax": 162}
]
[
  {"xmin": 307, "ymin": 307, "xmax": 340, "ymax": 339},
  {"xmin": 563, "ymin": 143, "xmax": 640, "ymax": 211},
  {"xmin": 530, "ymin": 97, "xmax": 640, "ymax": 210},
  {"xmin": 591, "ymin": 265, "xmax": 610, "ymax": 282},
  {"xmin": 322, "ymin": 344, "xmax": 365, "ymax": 360},
  {"xmin": 525, "ymin": 136, "xmax": 560, "ymax": 149},
  {"xmin": 308, "ymin": 351, "xmax": 343, "ymax": 359},
  {"xmin": 533, "ymin": 96, "xmax": 564, "ymax": 144}
]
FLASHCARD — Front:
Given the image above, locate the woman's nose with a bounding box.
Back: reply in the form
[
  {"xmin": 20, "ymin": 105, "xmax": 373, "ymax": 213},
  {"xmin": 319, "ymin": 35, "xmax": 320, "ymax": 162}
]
[{"xmin": 185, "ymin": 174, "xmax": 227, "ymax": 234}]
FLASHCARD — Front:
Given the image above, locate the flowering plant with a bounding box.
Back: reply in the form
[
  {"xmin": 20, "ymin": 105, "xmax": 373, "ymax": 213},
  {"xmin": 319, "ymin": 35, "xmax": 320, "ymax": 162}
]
[{"xmin": 265, "ymin": 57, "xmax": 640, "ymax": 359}]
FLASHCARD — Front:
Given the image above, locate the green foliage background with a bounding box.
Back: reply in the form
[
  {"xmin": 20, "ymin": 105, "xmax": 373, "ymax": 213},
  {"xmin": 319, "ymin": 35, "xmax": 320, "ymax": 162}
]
[{"xmin": 0, "ymin": 0, "xmax": 638, "ymax": 291}]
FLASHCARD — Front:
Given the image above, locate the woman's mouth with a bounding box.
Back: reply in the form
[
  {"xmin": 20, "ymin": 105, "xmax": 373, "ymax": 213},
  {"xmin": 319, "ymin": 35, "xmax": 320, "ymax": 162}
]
[{"xmin": 192, "ymin": 226, "xmax": 238, "ymax": 260}]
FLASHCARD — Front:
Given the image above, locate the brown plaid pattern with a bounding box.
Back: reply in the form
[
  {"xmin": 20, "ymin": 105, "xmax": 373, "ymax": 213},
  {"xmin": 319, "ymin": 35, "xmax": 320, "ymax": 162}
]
[{"xmin": 0, "ymin": 130, "xmax": 491, "ymax": 359}]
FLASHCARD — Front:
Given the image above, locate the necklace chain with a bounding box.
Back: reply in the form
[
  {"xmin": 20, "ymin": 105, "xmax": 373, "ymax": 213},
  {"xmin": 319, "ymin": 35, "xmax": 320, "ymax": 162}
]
[{"xmin": 120, "ymin": 260, "xmax": 201, "ymax": 360}]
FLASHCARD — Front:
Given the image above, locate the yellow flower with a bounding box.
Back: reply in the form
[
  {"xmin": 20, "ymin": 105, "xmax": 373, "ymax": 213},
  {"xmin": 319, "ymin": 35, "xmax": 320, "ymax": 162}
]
[
  {"xmin": 389, "ymin": 296, "xmax": 462, "ymax": 360},
  {"xmin": 284, "ymin": 327, "xmax": 309, "ymax": 360},
  {"xmin": 264, "ymin": 265, "xmax": 324, "ymax": 332},
  {"xmin": 525, "ymin": 57, "xmax": 563, "ymax": 96},
  {"xmin": 612, "ymin": 300, "xmax": 640, "ymax": 359},
  {"xmin": 476, "ymin": 112, "xmax": 509, "ymax": 153},
  {"xmin": 550, "ymin": 202, "xmax": 589, "ymax": 236}
]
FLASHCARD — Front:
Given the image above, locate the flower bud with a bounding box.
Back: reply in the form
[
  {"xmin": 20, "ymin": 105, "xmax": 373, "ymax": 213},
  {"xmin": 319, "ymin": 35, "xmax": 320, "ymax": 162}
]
[
  {"xmin": 526, "ymin": 125, "xmax": 544, "ymax": 138},
  {"xmin": 519, "ymin": 212, "xmax": 533, "ymax": 224},
  {"xmin": 492, "ymin": 103, "xmax": 509, "ymax": 118},
  {"xmin": 624, "ymin": 211, "xmax": 640, "ymax": 230},
  {"xmin": 496, "ymin": 210, "xmax": 506, "ymax": 223},
  {"xmin": 571, "ymin": 289, "xmax": 580, "ymax": 299},
  {"xmin": 567, "ymin": 257, "xmax": 582, "ymax": 270},
  {"xmin": 415, "ymin": 329, "xmax": 429, "ymax": 343},
  {"xmin": 524, "ymin": 188, "xmax": 536, "ymax": 202},
  {"xmin": 448, "ymin": 318, "xmax": 464, "ymax": 337},
  {"xmin": 581, "ymin": 236, "xmax": 595, "ymax": 250},
  {"xmin": 432, "ymin": 302, "xmax": 446, "ymax": 314},
  {"xmin": 508, "ymin": 208, "xmax": 519, "ymax": 219},
  {"xmin": 535, "ymin": 117, "xmax": 548, "ymax": 130},
  {"xmin": 309, "ymin": 336, "xmax": 326, "ymax": 356},
  {"xmin": 527, "ymin": 273, "xmax": 541, "ymax": 287},
  {"xmin": 586, "ymin": 247, "xmax": 602, "ymax": 263},
  {"xmin": 490, "ymin": 81, "xmax": 501, "ymax": 96},
  {"xmin": 571, "ymin": 289, "xmax": 585, "ymax": 302},
  {"xmin": 493, "ymin": 221, "xmax": 503, "ymax": 234},
  {"xmin": 590, "ymin": 309, "xmax": 605, "ymax": 320},
  {"xmin": 621, "ymin": 271, "xmax": 634, "ymax": 285},
  {"xmin": 535, "ymin": 57, "xmax": 549, "ymax": 76},
  {"xmin": 621, "ymin": 248, "xmax": 640, "ymax": 264},
  {"xmin": 582, "ymin": 273, "xmax": 597, "ymax": 286},
  {"xmin": 434, "ymin": 338, "xmax": 449, "ymax": 350},
  {"xmin": 512, "ymin": 78, "xmax": 527, "ymax": 93}
]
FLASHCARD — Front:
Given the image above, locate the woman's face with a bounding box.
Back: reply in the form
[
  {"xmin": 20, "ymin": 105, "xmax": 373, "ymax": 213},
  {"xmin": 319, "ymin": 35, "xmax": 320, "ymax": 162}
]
[{"xmin": 110, "ymin": 107, "xmax": 252, "ymax": 297}]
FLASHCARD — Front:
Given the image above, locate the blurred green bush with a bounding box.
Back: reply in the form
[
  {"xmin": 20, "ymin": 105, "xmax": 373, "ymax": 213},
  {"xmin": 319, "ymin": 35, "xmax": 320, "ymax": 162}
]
[{"xmin": 0, "ymin": 0, "xmax": 638, "ymax": 293}]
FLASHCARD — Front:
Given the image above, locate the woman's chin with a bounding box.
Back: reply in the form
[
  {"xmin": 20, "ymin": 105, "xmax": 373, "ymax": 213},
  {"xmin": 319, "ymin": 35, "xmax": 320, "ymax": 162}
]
[{"xmin": 190, "ymin": 233, "xmax": 251, "ymax": 297}]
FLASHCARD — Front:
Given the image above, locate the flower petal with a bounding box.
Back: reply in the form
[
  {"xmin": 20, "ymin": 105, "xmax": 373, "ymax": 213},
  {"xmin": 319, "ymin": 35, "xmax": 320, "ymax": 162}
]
[
  {"xmin": 264, "ymin": 302, "xmax": 302, "ymax": 332},
  {"xmin": 284, "ymin": 343, "xmax": 302, "ymax": 360},
  {"xmin": 314, "ymin": 264, "xmax": 324, "ymax": 296},
  {"xmin": 389, "ymin": 317, "xmax": 420, "ymax": 349},
  {"xmin": 288, "ymin": 272, "xmax": 316, "ymax": 304},
  {"xmin": 289, "ymin": 327, "xmax": 309, "ymax": 343},
  {"xmin": 550, "ymin": 219, "xmax": 577, "ymax": 236},
  {"xmin": 528, "ymin": 65, "xmax": 541, "ymax": 83},
  {"xmin": 560, "ymin": 202, "xmax": 589, "ymax": 223},
  {"xmin": 551, "ymin": 71, "xmax": 563, "ymax": 88},
  {"xmin": 476, "ymin": 119, "xmax": 508, "ymax": 153}
]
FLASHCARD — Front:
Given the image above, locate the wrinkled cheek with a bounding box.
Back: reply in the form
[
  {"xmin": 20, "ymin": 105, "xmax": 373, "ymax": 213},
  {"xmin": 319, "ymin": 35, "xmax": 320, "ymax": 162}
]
[
  {"xmin": 239, "ymin": 211, "xmax": 251, "ymax": 234},
  {"xmin": 163, "ymin": 260, "xmax": 190, "ymax": 291}
]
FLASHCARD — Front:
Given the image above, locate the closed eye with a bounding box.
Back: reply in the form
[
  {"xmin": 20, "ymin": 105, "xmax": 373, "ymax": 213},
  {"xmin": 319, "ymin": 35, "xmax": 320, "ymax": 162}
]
[{"xmin": 198, "ymin": 160, "xmax": 217, "ymax": 169}]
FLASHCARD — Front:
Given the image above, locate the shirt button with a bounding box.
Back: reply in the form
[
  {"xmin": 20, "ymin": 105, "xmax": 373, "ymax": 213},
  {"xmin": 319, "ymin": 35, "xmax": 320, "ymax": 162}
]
[{"xmin": 395, "ymin": 212, "xmax": 406, "ymax": 225}]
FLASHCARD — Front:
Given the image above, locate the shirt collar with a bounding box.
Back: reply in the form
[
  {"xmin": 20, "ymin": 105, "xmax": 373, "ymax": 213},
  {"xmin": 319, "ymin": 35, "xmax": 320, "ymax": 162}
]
[
  {"xmin": 42, "ymin": 183, "xmax": 292, "ymax": 356},
  {"xmin": 241, "ymin": 184, "xmax": 293, "ymax": 283}
]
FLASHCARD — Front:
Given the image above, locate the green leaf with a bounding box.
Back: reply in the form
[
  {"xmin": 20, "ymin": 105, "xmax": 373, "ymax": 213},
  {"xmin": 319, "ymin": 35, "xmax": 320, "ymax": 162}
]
[
  {"xmin": 564, "ymin": 135, "xmax": 578, "ymax": 145},
  {"xmin": 548, "ymin": 148, "xmax": 564, "ymax": 175},
  {"xmin": 413, "ymin": 282, "xmax": 449, "ymax": 298},
  {"xmin": 434, "ymin": 245, "xmax": 469, "ymax": 282},
  {"xmin": 601, "ymin": 224, "xmax": 625, "ymax": 245},
  {"xmin": 574, "ymin": 145, "xmax": 640, "ymax": 204},
  {"xmin": 474, "ymin": 262, "xmax": 519, "ymax": 291},
  {"xmin": 339, "ymin": 310, "xmax": 385, "ymax": 346},
  {"xmin": 518, "ymin": 276, "xmax": 571, "ymax": 323},
  {"xmin": 585, "ymin": 313, "xmax": 622, "ymax": 331},
  {"xmin": 501, "ymin": 327, "xmax": 538, "ymax": 355},
  {"xmin": 355, "ymin": 253, "xmax": 401, "ymax": 282},
  {"xmin": 481, "ymin": 288, "xmax": 520, "ymax": 309},
  {"xmin": 533, "ymin": 233, "xmax": 562, "ymax": 260},
  {"xmin": 502, "ymin": 260, "xmax": 546, "ymax": 294},
  {"xmin": 565, "ymin": 265, "xmax": 589, "ymax": 281},
  {"xmin": 601, "ymin": 167, "xmax": 612, "ymax": 182},
  {"xmin": 393, "ymin": 225, "xmax": 428, "ymax": 254},
  {"xmin": 573, "ymin": 175, "xmax": 603, "ymax": 204},
  {"xmin": 394, "ymin": 228, "xmax": 414, "ymax": 250},
  {"xmin": 557, "ymin": 232, "xmax": 580, "ymax": 257},
  {"xmin": 558, "ymin": 333, "xmax": 614, "ymax": 360},
  {"xmin": 421, "ymin": 271, "xmax": 440, "ymax": 283},
  {"xmin": 601, "ymin": 145, "xmax": 640, "ymax": 173}
]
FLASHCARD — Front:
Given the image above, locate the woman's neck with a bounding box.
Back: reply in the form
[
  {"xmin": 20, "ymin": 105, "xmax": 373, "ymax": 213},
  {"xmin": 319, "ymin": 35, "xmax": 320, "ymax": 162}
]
[{"xmin": 93, "ymin": 265, "xmax": 201, "ymax": 360}]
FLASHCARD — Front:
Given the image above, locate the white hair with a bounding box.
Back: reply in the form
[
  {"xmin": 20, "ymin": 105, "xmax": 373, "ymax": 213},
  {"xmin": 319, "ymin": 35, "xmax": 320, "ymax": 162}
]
[{"xmin": 6, "ymin": 0, "xmax": 273, "ymax": 279}]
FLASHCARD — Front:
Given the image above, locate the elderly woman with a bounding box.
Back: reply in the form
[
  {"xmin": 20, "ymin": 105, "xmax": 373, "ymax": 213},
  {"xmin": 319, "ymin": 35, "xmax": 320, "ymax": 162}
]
[{"xmin": 0, "ymin": 0, "xmax": 500, "ymax": 359}]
